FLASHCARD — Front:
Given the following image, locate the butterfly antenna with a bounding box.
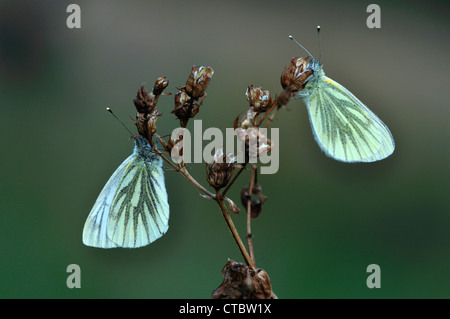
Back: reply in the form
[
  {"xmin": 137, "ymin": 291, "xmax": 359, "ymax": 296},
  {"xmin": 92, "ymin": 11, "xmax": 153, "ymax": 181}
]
[
  {"xmin": 289, "ymin": 34, "xmax": 316, "ymax": 60},
  {"xmin": 106, "ymin": 107, "xmax": 134, "ymax": 136},
  {"xmin": 317, "ymin": 25, "xmax": 322, "ymax": 64}
]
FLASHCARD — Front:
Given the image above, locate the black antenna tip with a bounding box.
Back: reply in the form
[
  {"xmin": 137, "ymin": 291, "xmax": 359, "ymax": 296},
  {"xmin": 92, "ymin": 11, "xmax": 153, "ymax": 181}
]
[
  {"xmin": 106, "ymin": 107, "xmax": 112, "ymax": 112},
  {"xmin": 317, "ymin": 26, "xmax": 321, "ymax": 32}
]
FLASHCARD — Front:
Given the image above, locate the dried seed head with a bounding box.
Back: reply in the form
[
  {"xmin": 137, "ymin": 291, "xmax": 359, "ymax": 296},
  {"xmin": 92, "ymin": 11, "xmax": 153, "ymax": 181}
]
[
  {"xmin": 245, "ymin": 85, "xmax": 274, "ymax": 113},
  {"xmin": 207, "ymin": 148, "xmax": 236, "ymax": 190},
  {"xmin": 173, "ymin": 90, "xmax": 191, "ymax": 117},
  {"xmin": 280, "ymin": 57, "xmax": 314, "ymax": 92},
  {"xmin": 133, "ymin": 78, "xmax": 169, "ymax": 142},
  {"xmin": 133, "ymin": 86, "xmax": 155, "ymax": 113},
  {"xmin": 212, "ymin": 260, "xmax": 276, "ymax": 299},
  {"xmin": 171, "ymin": 89, "xmax": 205, "ymax": 127},
  {"xmin": 185, "ymin": 66, "xmax": 214, "ymax": 99},
  {"xmin": 135, "ymin": 112, "xmax": 159, "ymax": 144}
]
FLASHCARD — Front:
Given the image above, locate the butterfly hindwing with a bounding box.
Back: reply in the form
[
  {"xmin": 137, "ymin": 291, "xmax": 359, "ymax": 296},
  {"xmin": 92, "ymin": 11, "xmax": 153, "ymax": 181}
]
[
  {"xmin": 106, "ymin": 155, "xmax": 169, "ymax": 248},
  {"xmin": 304, "ymin": 76, "xmax": 394, "ymax": 162}
]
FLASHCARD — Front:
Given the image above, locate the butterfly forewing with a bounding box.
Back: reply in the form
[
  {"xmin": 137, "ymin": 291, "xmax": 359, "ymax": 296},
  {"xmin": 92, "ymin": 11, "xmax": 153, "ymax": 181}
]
[
  {"xmin": 83, "ymin": 137, "xmax": 169, "ymax": 249},
  {"xmin": 305, "ymin": 76, "xmax": 394, "ymax": 162},
  {"xmin": 82, "ymin": 154, "xmax": 136, "ymax": 248}
]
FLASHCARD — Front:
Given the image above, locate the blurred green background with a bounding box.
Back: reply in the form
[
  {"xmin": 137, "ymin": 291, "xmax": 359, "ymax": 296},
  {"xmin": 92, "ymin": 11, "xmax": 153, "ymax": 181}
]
[{"xmin": 0, "ymin": 0, "xmax": 448, "ymax": 298}]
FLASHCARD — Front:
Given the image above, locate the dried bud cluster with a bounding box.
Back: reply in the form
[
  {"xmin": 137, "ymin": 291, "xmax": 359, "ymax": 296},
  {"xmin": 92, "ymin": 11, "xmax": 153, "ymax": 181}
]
[
  {"xmin": 172, "ymin": 66, "xmax": 214, "ymax": 127},
  {"xmin": 230, "ymin": 86, "xmax": 275, "ymax": 163},
  {"xmin": 133, "ymin": 77, "xmax": 169, "ymax": 144},
  {"xmin": 207, "ymin": 148, "xmax": 236, "ymax": 190},
  {"xmin": 212, "ymin": 260, "xmax": 276, "ymax": 299},
  {"xmin": 246, "ymin": 85, "xmax": 275, "ymax": 113},
  {"xmin": 134, "ymin": 77, "xmax": 169, "ymax": 113},
  {"xmin": 278, "ymin": 57, "xmax": 314, "ymax": 106}
]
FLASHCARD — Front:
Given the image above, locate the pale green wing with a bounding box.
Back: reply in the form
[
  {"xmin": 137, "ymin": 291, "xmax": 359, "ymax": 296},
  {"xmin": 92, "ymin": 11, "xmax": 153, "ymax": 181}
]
[
  {"xmin": 82, "ymin": 154, "xmax": 136, "ymax": 248},
  {"xmin": 304, "ymin": 76, "xmax": 394, "ymax": 162},
  {"xmin": 106, "ymin": 157, "xmax": 169, "ymax": 248}
]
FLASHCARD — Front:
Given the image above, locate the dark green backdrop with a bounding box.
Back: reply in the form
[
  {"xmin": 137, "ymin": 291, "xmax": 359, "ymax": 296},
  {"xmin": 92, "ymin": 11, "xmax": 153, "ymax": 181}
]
[{"xmin": 0, "ymin": 0, "xmax": 448, "ymax": 298}]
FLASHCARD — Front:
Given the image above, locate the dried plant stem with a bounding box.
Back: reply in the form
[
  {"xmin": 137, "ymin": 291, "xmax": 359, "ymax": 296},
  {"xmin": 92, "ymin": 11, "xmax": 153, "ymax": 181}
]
[
  {"xmin": 255, "ymin": 99, "xmax": 279, "ymax": 127},
  {"xmin": 263, "ymin": 107, "xmax": 279, "ymax": 129},
  {"xmin": 216, "ymin": 190, "xmax": 256, "ymax": 270},
  {"xmin": 180, "ymin": 166, "xmax": 216, "ymax": 198},
  {"xmin": 246, "ymin": 165, "xmax": 257, "ymax": 265},
  {"xmin": 155, "ymin": 149, "xmax": 216, "ymax": 199},
  {"xmin": 221, "ymin": 165, "xmax": 246, "ymax": 198}
]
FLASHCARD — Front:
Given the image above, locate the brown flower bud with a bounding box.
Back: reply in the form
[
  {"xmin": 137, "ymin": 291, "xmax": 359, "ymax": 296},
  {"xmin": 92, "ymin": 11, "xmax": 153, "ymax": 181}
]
[
  {"xmin": 173, "ymin": 90, "xmax": 191, "ymax": 116},
  {"xmin": 152, "ymin": 76, "xmax": 169, "ymax": 96},
  {"xmin": 135, "ymin": 111, "xmax": 159, "ymax": 144},
  {"xmin": 280, "ymin": 57, "xmax": 314, "ymax": 92},
  {"xmin": 171, "ymin": 89, "xmax": 205, "ymax": 127},
  {"xmin": 185, "ymin": 66, "xmax": 214, "ymax": 99},
  {"xmin": 207, "ymin": 148, "xmax": 236, "ymax": 190},
  {"xmin": 133, "ymin": 86, "xmax": 155, "ymax": 113},
  {"xmin": 246, "ymin": 85, "xmax": 274, "ymax": 113}
]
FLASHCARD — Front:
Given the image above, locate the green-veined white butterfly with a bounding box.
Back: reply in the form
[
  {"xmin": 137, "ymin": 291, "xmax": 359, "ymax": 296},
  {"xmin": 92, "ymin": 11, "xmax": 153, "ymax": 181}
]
[
  {"xmin": 291, "ymin": 29, "xmax": 395, "ymax": 162},
  {"xmin": 83, "ymin": 136, "xmax": 169, "ymax": 248}
]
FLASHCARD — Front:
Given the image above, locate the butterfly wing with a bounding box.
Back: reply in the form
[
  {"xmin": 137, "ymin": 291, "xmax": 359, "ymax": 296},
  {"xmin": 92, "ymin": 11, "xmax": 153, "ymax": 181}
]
[
  {"xmin": 82, "ymin": 154, "xmax": 136, "ymax": 248},
  {"xmin": 303, "ymin": 76, "xmax": 395, "ymax": 162},
  {"xmin": 106, "ymin": 156, "xmax": 169, "ymax": 248}
]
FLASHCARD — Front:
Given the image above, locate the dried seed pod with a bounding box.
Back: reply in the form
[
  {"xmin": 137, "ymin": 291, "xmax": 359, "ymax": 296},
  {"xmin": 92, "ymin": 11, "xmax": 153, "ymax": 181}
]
[
  {"xmin": 152, "ymin": 76, "xmax": 169, "ymax": 96},
  {"xmin": 133, "ymin": 86, "xmax": 155, "ymax": 113},
  {"xmin": 185, "ymin": 66, "xmax": 214, "ymax": 99},
  {"xmin": 207, "ymin": 148, "xmax": 236, "ymax": 190}
]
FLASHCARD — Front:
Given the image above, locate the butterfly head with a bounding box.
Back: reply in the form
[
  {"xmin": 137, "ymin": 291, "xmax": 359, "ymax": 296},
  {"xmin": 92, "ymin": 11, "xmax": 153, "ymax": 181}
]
[
  {"xmin": 132, "ymin": 136, "xmax": 159, "ymax": 162},
  {"xmin": 133, "ymin": 136, "xmax": 150, "ymax": 148}
]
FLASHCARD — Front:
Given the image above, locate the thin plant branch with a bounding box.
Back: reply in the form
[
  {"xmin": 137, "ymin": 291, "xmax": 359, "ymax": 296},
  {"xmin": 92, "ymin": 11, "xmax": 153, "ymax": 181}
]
[
  {"xmin": 246, "ymin": 165, "xmax": 257, "ymax": 265},
  {"xmin": 220, "ymin": 164, "xmax": 247, "ymax": 199},
  {"xmin": 216, "ymin": 190, "xmax": 256, "ymax": 270}
]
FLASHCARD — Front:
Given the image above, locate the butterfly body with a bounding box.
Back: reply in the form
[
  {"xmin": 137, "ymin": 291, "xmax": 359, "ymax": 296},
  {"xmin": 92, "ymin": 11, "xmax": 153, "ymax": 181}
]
[
  {"xmin": 83, "ymin": 137, "xmax": 169, "ymax": 248},
  {"xmin": 296, "ymin": 59, "xmax": 395, "ymax": 162}
]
